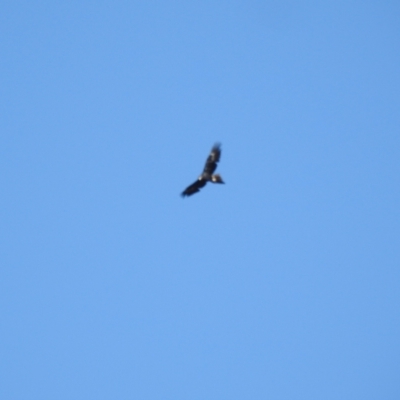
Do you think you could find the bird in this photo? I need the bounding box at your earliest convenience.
[181,143,225,197]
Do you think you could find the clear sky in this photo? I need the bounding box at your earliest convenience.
[1,1,399,399]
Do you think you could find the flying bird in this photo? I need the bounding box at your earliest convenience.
[181,143,225,197]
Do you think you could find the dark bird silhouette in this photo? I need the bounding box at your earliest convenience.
[181,143,225,197]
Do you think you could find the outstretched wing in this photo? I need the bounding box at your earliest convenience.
[181,179,206,197]
[203,143,221,175]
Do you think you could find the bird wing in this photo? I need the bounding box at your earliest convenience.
[181,179,205,197]
[202,143,221,175]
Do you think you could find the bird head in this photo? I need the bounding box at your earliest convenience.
[211,174,224,184]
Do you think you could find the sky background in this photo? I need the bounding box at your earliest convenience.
[1,1,399,399]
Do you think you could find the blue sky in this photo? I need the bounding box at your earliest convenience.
[1,1,399,399]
